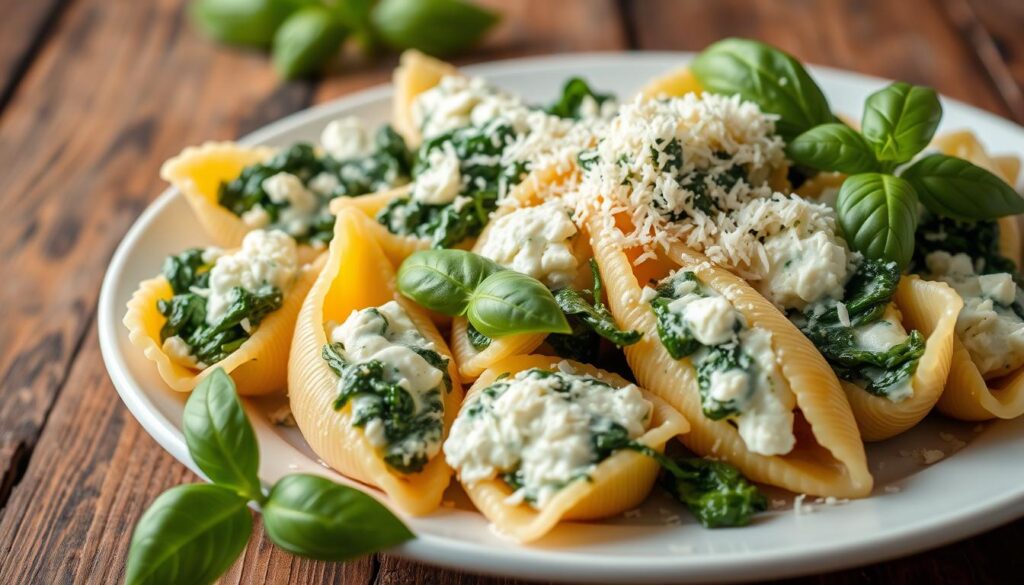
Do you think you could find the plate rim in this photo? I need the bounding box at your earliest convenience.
[97,50,1024,583]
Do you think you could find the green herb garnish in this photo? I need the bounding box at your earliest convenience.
[125,369,412,585]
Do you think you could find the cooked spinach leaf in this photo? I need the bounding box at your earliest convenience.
[465,322,492,351]
[694,344,749,420]
[322,342,446,474]
[219,127,412,245]
[378,120,526,248]
[157,249,283,366]
[553,259,642,347]
[650,272,704,360]
[797,259,924,398]
[912,212,1019,276]
[658,457,767,528]
[546,77,613,119]
[588,417,766,528]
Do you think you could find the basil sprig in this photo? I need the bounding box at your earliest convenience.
[272,5,348,79]
[125,369,412,585]
[784,79,1024,269]
[397,250,571,338]
[691,38,833,141]
[372,0,499,56]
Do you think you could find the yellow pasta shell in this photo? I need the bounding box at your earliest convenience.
[288,208,464,516]
[638,67,702,100]
[843,277,962,441]
[329,183,429,266]
[160,142,276,248]
[931,130,1022,267]
[123,253,322,395]
[587,215,872,498]
[450,317,546,380]
[392,50,458,146]
[935,337,1024,421]
[456,354,689,543]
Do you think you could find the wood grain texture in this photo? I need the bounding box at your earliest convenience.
[1,0,1024,584]
[0,0,67,113]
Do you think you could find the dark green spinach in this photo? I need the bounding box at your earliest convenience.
[550,259,642,360]
[157,249,283,366]
[322,340,447,474]
[378,121,526,248]
[658,457,767,528]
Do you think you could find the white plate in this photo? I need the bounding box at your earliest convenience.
[98,52,1024,583]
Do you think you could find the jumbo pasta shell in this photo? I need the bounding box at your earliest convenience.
[329,184,429,266]
[123,254,321,395]
[392,50,458,146]
[842,277,962,441]
[588,215,872,498]
[455,354,689,543]
[935,339,1024,421]
[288,208,464,516]
[639,67,702,100]
[160,142,276,249]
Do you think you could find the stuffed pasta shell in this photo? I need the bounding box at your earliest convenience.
[124,229,318,394]
[288,208,464,515]
[443,354,688,542]
[161,119,413,261]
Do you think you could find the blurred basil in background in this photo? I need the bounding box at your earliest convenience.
[190,0,500,79]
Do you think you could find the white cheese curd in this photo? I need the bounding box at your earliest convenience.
[577,93,786,263]
[412,75,529,140]
[732,328,796,456]
[203,229,299,325]
[711,193,855,308]
[444,370,652,509]
[162,335,203,369]
[412,142,462,205]
[262,172,321,237]
[651,271,795,456]
[240,205,271,229]
[329,301,446,462]
[320,116,371,160]
[926,251,1024,377]
[853,317,910,353]
[477,200,579,289]
[307,172,340,197]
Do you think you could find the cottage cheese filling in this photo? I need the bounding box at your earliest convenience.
[444,368,652,509]
[477,200,579,289]
[199,229,298,326]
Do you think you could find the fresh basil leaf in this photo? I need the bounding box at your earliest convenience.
[902,153,1024,220]
[190,0,303,48]
[691,38,832,141]
[861,82,942,165]
[468,270,572,337]
[125,484,252,585]
[397,250,504,315]
[272,5,347,79]
[786,123,879,173]
[263,474,413,561]
[183,369,263,501]
[371,0,499,56]
[836,173,918,271]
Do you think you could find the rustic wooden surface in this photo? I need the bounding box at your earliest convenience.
[1,0,1024,583]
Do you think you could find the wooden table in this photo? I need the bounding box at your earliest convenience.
[3,0,1024,582]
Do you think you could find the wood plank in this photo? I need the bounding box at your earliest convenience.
[0,0,66,112]
[625,0,1011,117]
[0,0,313,513]
[953,0,1024,122]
